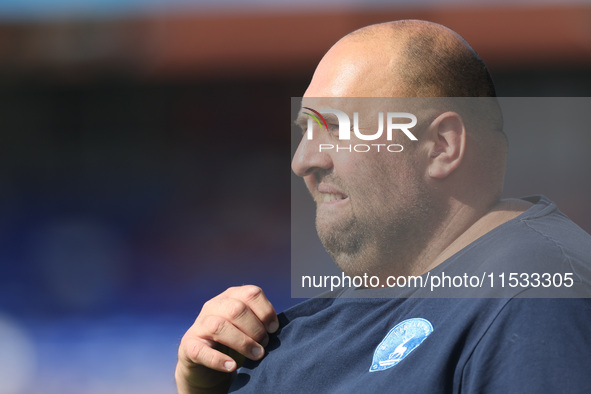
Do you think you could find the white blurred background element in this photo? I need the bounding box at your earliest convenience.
[0,315,36,394]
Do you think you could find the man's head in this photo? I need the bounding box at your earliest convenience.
[292,20,507,278]
[304,20,497,98]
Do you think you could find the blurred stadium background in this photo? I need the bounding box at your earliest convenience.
[0,0,590,392]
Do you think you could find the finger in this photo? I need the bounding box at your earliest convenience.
[180,338,238,373]
[196,315,266,361]
[227,285,280,334]
[204,297,268,345]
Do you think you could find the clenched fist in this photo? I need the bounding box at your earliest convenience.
[175,285,279,393]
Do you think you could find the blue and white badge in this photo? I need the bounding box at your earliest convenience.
[369,318,434,372]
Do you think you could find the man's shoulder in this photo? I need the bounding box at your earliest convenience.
[505,196,591,280]
[476,195,591,263]
[432,195,591,297]
[518,195,591,249]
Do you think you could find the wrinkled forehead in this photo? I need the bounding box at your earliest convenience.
[298,97,421,119]
[296,98,377,130]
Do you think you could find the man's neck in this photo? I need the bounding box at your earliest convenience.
[419,198,533,275]
[338,198,533,283]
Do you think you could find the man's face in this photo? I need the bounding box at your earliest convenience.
[292,98,432,277]
[291,38,437,277]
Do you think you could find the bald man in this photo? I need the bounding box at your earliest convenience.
[176,20,591,393]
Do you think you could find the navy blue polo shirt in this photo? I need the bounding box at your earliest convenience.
[230,197,591,393]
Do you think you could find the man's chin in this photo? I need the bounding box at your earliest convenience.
[315,209,354,232]
[316,225,363,260]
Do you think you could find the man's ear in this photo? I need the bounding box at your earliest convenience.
[426,112,466,179]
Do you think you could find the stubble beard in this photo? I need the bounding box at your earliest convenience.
[316,210,364,268]
[316,183,437,279]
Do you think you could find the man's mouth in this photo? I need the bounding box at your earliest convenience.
[321,193,346,203]
[317,184,348,203]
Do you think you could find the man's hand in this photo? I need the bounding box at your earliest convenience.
[175,285,279,393]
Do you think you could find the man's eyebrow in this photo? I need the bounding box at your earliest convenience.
[294,111,339,129]
[321,113,338,124]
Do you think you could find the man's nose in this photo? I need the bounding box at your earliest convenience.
[291,134,333,177]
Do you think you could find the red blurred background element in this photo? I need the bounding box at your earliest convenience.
[1,4,591,78]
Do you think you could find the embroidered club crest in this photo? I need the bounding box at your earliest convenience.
[369,318,434,372]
